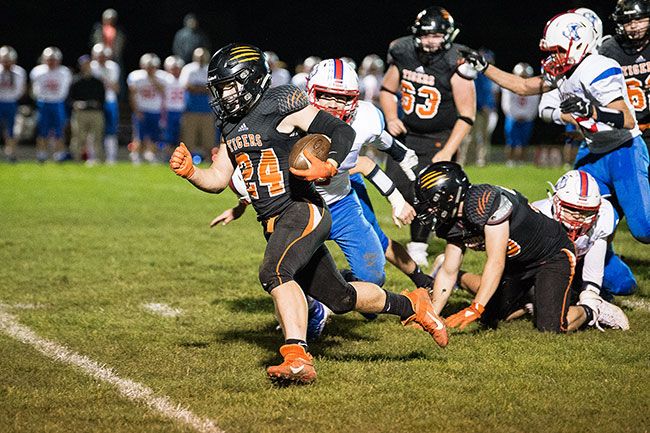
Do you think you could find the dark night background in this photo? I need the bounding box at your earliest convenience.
[0,0,620,145]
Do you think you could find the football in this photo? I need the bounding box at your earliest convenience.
[288,134,331,170]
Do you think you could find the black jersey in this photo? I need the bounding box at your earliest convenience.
[599,37,650,125]
[436,184,573,269]
[387,36,466,135]
[221,84,321,221]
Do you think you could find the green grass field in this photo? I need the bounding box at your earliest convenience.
[1,162,649,433]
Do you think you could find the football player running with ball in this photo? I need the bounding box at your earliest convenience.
[380,6,477,267]
[170,44,448,385]
[460,11,650,244]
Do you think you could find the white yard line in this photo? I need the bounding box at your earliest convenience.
[0,306,224,433]
[621,298,650,313]
[142,303,183,318]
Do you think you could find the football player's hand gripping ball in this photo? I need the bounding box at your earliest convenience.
[170,142,196,178]
[289,150,338,182]
[446,301,485,330]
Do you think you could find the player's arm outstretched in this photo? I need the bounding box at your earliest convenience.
[350,155,416,227]
[446,221,509,329]
[170,142,235,193]
[459,47,552,96]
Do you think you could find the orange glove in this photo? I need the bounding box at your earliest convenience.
[169,142,196,178]
[445,301,485,330]
[289,150,337,182]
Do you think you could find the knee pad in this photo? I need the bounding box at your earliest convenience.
[320,282,357,315]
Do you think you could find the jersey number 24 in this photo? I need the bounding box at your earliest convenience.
[235,149,285,200]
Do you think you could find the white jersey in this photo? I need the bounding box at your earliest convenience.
[164,74,185,112]
[554,54,640,152]
[316,101,391,204]
[533,197,617,290]
[0,64,26,103]
[501,88,540,121]
[29,64,72,103]
[90,59,120,103]
[179,61,207,88]
[127,69,168,113]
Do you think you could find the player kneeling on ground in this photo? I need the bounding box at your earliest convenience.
[444,169,630,331]
[416,162,602,333]
[170,43,447,385]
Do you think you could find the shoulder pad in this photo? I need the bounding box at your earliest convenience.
[260,84,309,115]
[464,184,503,227]
[447,43,467,69]
[387,36,414,65]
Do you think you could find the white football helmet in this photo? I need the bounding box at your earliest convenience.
[540,12,597,79]
[571,7,604,50]
[0,45,17,63]
[164,55,185,73]
[139,53,161,69]
[41,46,62,63]
[91,43,112,60]
[550,170,601,240]
[307,58,360,123]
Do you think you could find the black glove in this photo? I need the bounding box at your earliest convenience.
[458,47,488,73]
[560,95,593,117]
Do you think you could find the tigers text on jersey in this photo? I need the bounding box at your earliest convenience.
[387,36,465,134]
[29,64,72,103]
[436,184,573,269]
[556,53,640,153]
[599,37,650,125]
[90,60,120,103]
[127,69,169,113]
[221,84,321,221]
[0,64,26,102]
[315,101,389,205]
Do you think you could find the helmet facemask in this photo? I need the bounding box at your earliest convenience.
[612,0,650,53]
[208,66,269,121]
[306,59,360,123]
[415,186,465,230]
[549,169,601,241]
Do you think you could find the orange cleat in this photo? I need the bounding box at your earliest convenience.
[266,344,317,385]
[401,288,449,348]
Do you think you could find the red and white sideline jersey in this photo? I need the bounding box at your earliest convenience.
[90,59,120,103]
[501,89,540,121]
[164,74,185,113]
[0,64,26,102]
[127,69,167,113]
[316,100,394,204]
[533,197,617,290]
[29,64,72,103]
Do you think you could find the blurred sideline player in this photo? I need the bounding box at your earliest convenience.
[380,6,476,267]
[460,12,650,244]
[179,48,216,162]
[417,162,599,333]
[127,53,166,164]
[90,43,120,164]
[0,46,26,162]
[443,170,630,330]
[30,47,72,162]
[170,44,447,384]
[501,62,540,166]
[162,55,185,159]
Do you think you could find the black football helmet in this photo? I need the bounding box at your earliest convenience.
[414,162,470,230]
[411,7,459,54]
[612,0,650,52]
[207,43,271,122]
